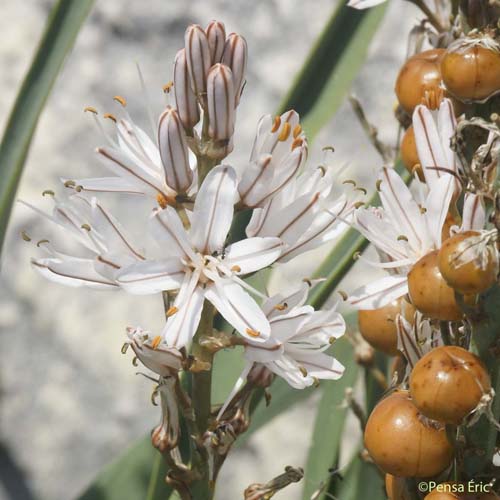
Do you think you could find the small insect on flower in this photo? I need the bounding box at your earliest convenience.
[364,390,453,477]
[409,346,491,425]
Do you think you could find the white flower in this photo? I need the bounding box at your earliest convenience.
[412,98,461,191]
[64,104,197,206]
[246,159,358,263]
[349,166,455,309]
[116,165,284,348]
[218,282,345,419]
[124,326,184,377]
[26,193,144,289]
[347,0,386,9]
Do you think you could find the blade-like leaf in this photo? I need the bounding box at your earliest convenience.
[300,4,388,141]
[0,0,94,255]
[301,341,359,500]
[76,437,173,500]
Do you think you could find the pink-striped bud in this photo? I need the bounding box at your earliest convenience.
[173,49,200,130]
[207,64,236,141]
[184,24,211,100]
[158,106,193,194]
[222,33,248,106]
[205,20,226,64]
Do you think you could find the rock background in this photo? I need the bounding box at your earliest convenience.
[0,1,417,498]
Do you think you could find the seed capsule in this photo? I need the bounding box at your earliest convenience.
[364,390,453,477]
[441,41,500,102]
[358,298,415,356]
[438,231,498,295]
[423,482,460,499]
[410,345,491,425]
[408,250,462,321]
[395,49,445,114]
[400,125,424,181]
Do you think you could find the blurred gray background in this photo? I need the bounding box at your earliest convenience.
[1,0,418,498]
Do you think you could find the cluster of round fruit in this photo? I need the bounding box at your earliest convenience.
[358,33,500,500]
[397,40,500,180]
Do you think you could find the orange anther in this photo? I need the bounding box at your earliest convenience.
[103,113,117,122]
[113,95,127,107]
[230,265,242,272]
[246,328,261,338]
[163,81,174,93]
[271,116,281,133]
[278,122,291,142]
[84,106,98,114]
[292,124,302,138]
[166,306,178,317]
[151,335,162,349]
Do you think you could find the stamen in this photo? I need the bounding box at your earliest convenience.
[271,116,281,133]
[299,366,308,377]
[121,343,130,354]
[84,106,98,114]
[322,145,335,152]
[278,122,291,142]
[166,306,178,317]
[291,137,303,150]
[274,303,288,311]
[342,179,356,187]
[292,124,302,138]
[397,235,409,242]
[64,180,76,188]
[338,290,348,301]
[356,187,367,195]
[81,223,91,231]
[354,201,365,209]
[329,337,337,344]
[113,95,127,107]
[42,190,55,197]
[312,377,320,388]
[151,335,162,349]
[230,265,241,272]
[36,239,50,247]
[157,193,169,209]
[151,387,159,406]
[246,328,261,338]
[103,113,117,123]
[163,81,174,93]
[132,356,139,366]
[21,231,31,242]
[376,179,382,191]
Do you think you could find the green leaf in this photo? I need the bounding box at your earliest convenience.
[0,0,94,254]
[301,341,359,500]
[76,437,173,500]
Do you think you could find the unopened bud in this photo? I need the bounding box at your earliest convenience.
[207,63,236,141]
[222,33,248,106]
[206,20,226,64]
[158,106,193,194]
[173,49,200,129]
[184,24,211,100]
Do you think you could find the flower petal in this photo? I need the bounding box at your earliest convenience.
[205,279,270,341]
[116,258,184,294]
[349,274,409,309]
[461,193,486,231]
[162,272,204,348]
[190,165,237,254]
[347,0,387,8]
[224,237,282,274]
[294,352,345,380]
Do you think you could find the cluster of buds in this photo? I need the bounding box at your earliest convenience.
[174,21,247,159]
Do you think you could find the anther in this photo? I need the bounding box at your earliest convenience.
[291,137,303,150]
[353,202,365,209]
[338,290,348,301]
[278,122,291,142]
[36,239,49,247]
[151,388,159,406]
[317,165,326,176]
[121,343,130,354]
[21,231,31,242]
[166,306,178,317]
[397,235,409,242]
[322,146,335,153]
[75,185,83,192]
[271,116,281,133]
[312,377,320,388]
[156,193,169,209]
[246,328,261,338]
[64,180,76,188]
[132,356,139,367]
[113,95,127,107]
[292,124,302,138]
[303,278,313,287]
[376,179,382,191]
[42,190,55,197]
[329,337,337,344]
[151,335,162,349]
[299,366,308,377]
[81,224,91,231]
[103,113,117,123]
[163,81,174,93]
[230,265,241,272]
[274,303,288,311]
[420,206,427,214]
[343,180,356,186]
[84,106,98,114]
[356,187,367,195]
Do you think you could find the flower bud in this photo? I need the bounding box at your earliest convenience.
[184,24,211,100]
[206,20,226,64]
[222,33,248,106]
[173,49,200,129]
[207,63,236,141]
[158,106,193,194]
